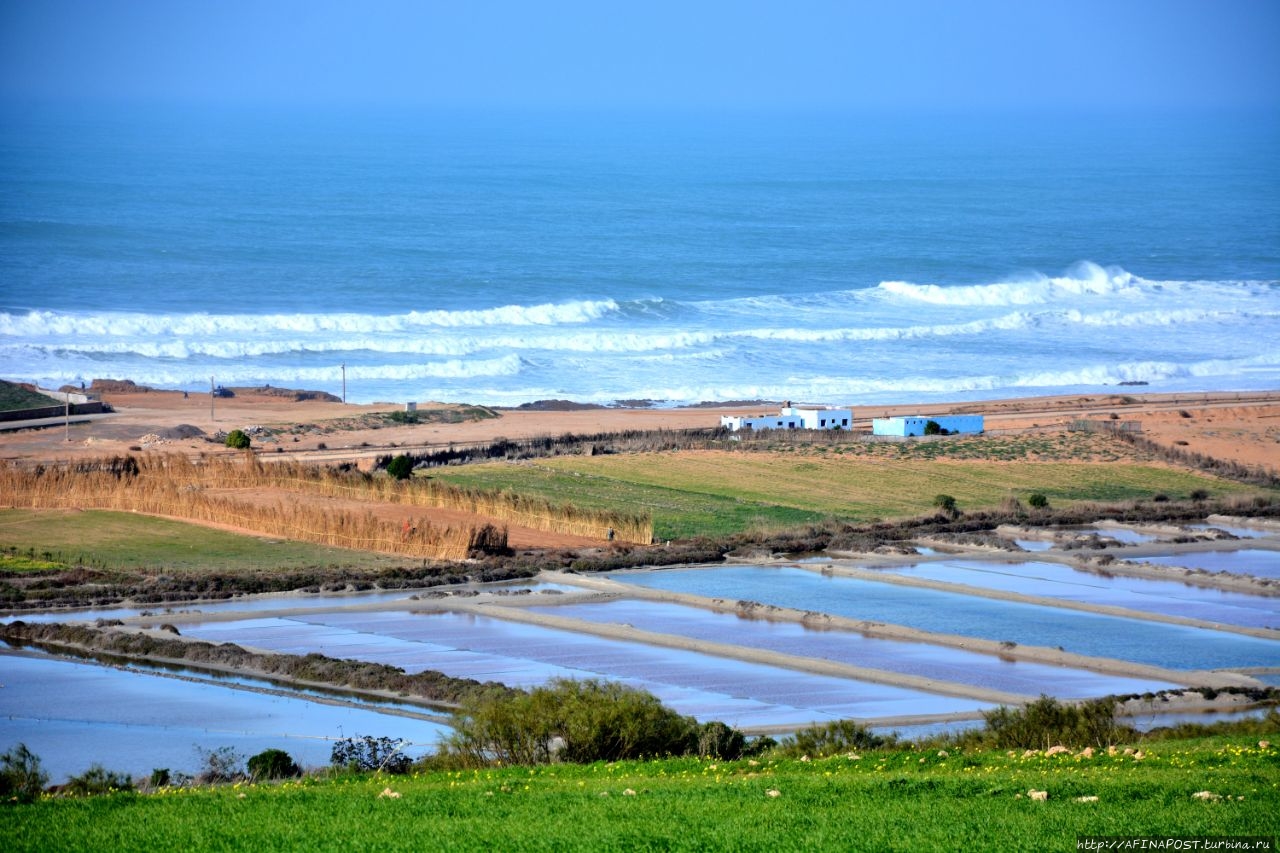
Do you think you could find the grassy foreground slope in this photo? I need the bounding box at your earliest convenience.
[0,509,411,574]
[429,449,1262,539]
[5,737,1277,852]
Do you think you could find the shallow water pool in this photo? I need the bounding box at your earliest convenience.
[1132,550,1280,580]
[867,560,1280,629]
[606,566,1280,670]
[0,652,449,784]
[526,598,1175,698]
[180,610,992,729]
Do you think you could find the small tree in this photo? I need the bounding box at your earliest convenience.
[225,429,251,450]
[933,494,958,517]
[1027,493,1049,509]
[331,735,410,775]
[0,743,48,803]
[385,454,414,481]
[696,721,747,760]
[247,748,301,781]
[923,420,948,436]
[195,745,244,784]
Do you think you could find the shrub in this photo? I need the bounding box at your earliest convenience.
[446,679,702,767]
[331,735,410,775]
[981,696,1133,750]
[1027,493,1049,509]
[64,764,134,797]
[195,745,243,784]
[1190,488,1210,501]
[0,743,48,803]
[932,494,957,516]
[781,720,893,758]
[385,454,414,481]
[247,748,301,781]
[224,429,251,450]
[923,420,946,436]
[696,721,747,760]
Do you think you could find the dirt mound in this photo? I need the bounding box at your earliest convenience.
[90,379,157,393]
[159,424,207,439]
[230,385,342,402]
[510,399,607,411]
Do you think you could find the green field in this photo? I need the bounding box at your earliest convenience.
[4,737,1276,852]
[0,509,408,574]
[427,448,1261,539]
[0,379,58,412]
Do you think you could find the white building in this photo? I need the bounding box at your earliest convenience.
[721,406,852,432]
[871,414,984,437]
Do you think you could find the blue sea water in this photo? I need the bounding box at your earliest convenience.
[2,106,1278,405]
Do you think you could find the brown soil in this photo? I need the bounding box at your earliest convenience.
[4,387,1277,550]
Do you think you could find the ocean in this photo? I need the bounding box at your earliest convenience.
[2,106,1278,406]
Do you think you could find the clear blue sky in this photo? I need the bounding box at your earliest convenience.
[1,0,1277,113]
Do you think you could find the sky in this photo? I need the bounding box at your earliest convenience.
[1,0,1278,114]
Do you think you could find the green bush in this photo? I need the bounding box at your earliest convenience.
[0,743,48,803]
[780,720,893,758]
[64,764,134,797]
[247,748,301,781]
[932,494,957,516]
[447,679,707,767]
[696,721,746,760]
[385,454,414,481]
[981,696,1133,750]
[225,429,251,450]
[1027,493,1049,509]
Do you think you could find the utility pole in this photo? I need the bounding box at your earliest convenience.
[64,392,70,442]
[210,376,215,422]
[341,363,346,404]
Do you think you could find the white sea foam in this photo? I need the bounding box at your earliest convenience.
[4,262,1278,405]
[878,262,1151,306]
[0,298,618,339]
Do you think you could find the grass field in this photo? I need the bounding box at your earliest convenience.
[0,509,409,574]
[427,444,1262,540]
[4,736,1276,851]
[0,379,58,412]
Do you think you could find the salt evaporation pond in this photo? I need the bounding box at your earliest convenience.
[865,560,1280,630]
[525,598,1176,698]
[1012,539,1055,552]
[1089,527,1166,544]
[1190,523,1278,540]
[179,611,992,730]
[0,652,450,784]
[1131,550,1280,580]
[3,581,577,625]
[606,566,1280,671]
